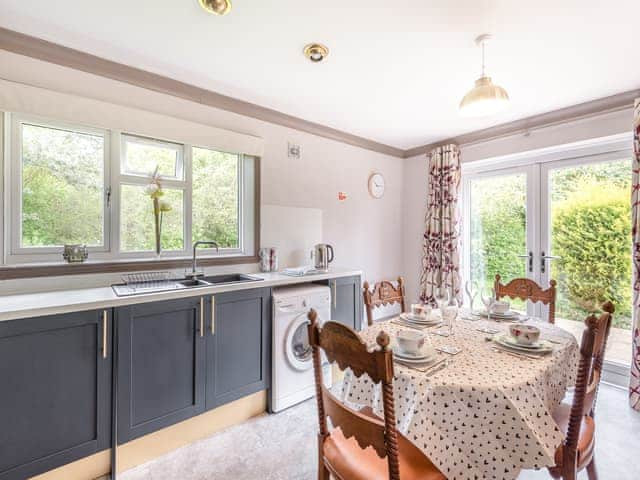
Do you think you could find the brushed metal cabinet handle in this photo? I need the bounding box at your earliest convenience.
[211,296,215,335]
[102,310,108,359]
[200,297,204,337]
[332,281,337,309]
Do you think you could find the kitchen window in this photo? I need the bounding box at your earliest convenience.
[3,114,258,269]
[119,135,187,254]
[8,117,110,256]
[192,146,240,249]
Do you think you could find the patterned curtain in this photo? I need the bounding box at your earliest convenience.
[631,98,640,411]
[419,144,462,306]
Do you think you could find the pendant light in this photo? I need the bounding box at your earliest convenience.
[199,0,232,15]
[459,34,510,117]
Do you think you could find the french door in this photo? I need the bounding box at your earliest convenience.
[462,143,633,379]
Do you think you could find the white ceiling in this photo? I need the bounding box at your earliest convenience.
[1,0,639,150]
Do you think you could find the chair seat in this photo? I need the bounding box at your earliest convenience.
[549,402,596,474]
[323,427,446,480]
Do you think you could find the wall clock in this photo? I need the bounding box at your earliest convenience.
[368,173,385,199]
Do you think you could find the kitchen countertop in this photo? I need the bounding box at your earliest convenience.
[0,268,362,322]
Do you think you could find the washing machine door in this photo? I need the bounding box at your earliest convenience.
[285,312,314,371]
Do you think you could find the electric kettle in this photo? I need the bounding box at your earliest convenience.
[312,243,334,271]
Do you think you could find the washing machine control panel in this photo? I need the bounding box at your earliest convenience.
[275,294,331,313]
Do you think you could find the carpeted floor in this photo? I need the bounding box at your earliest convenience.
[120,384,638,480]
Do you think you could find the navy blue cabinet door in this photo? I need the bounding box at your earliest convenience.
[0,310,112,480]
[330,276,362,331]
[206,288,271,410]
[116,297,206,443]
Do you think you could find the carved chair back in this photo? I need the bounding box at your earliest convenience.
[494,274,557,323]
[583,301,614,418]
[363,276,407,326]
[307,309,402,480]
[560,302,614,478]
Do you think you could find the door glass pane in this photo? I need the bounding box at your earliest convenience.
[120,185,184,252]
[291,323,312,362]
[549,158,632,365]
[20,123,105,248]
[468,173,527,312]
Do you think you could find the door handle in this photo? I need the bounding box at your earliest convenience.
[199,297,204,337]
[211,296,215,335]
[517,252,533,273]
[540,252,561,274]
[102,310,108,359]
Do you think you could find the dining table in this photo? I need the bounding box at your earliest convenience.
[337,313,579,480]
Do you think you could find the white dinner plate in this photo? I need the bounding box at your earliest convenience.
[498,334,545,350]
[393,352,438,365]
[400,312,440,325]
[391,339,436,360]
[478,310,520,321]
[493,334,553,354]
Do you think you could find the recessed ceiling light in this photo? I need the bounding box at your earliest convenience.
[304,43,329,63]
[199,0,232,16]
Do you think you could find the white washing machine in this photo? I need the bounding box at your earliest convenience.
[271,284,332,413]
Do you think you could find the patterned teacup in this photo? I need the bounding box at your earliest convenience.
[410,303,431,318]
[509,324,541,346]
[396,330,427,355]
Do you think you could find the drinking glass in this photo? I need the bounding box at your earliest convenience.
[434,287,450,318]
[479,288,497,334]
[442,298,460,336]
[464,281,479,315]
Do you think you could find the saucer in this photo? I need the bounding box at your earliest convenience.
[493,334,553,354]
[479,310,520,321]
[392,340,436,361]
[394,353,438,365]
[400,312,440,325]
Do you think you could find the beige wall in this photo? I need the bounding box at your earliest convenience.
[401,108,634,300]
[0,50,405,291]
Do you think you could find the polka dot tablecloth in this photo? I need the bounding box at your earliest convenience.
[338,317,579,480]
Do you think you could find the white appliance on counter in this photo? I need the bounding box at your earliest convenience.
[271,284,332,413]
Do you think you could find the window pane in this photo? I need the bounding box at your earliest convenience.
[21,123,105,248]
[120,185,184,252]
[549,158,632,365]
[469,173,527,311]
[122,135,182,179]
[192,147,239,248]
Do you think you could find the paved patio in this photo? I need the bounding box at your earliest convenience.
[556,317,631,365]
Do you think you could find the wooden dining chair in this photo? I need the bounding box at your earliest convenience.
[494,274,557,323]
[547,301,614,480]
[307,309,445,480]
[363,277,407,327]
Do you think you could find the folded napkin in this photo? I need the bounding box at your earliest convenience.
[281,265,319,277]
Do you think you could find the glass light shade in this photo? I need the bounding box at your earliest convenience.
[199,0,232,15]
[459,76,510,117]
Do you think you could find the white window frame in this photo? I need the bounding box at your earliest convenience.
[120,133,185,180]
[2,112,256,265]
[5,113,111,261]
[190,145,247,257]
[117,132,189,257]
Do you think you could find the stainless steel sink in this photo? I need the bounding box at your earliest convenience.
[198,274,262,285]
[177,279,211,288]
[112,273,262,296]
